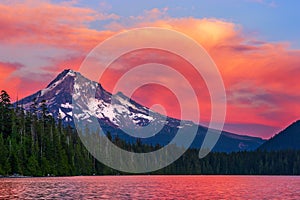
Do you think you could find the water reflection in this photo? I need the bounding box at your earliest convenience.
[0,176,299,199]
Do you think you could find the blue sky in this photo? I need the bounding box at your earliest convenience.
[56,0,300,48]
[1,0,299,138]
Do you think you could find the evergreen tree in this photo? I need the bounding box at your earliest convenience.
[0,90,299,176]
[0,90,12,139]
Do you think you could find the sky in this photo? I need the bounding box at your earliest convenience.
[0,0,299,139]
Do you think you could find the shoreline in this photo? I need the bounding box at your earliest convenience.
[1,174,300,178]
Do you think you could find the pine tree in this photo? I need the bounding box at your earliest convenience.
[0,90,12,139]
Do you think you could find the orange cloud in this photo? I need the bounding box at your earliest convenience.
[0,1,116,50]
[0,3,299,138]
[99,17,300,137]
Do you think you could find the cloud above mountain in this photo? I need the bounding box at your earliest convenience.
[0,1,299,138]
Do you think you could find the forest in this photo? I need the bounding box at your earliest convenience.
[0,90,299,176]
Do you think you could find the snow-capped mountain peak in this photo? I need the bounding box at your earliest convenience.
[18,69,160,129]
[15,69,265,152]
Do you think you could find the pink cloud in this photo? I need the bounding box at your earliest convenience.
[0,1,116,50]
[0,62,23,100]
[98,17,300,136]
[0,2,299,137]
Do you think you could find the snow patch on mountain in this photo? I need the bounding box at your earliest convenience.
[61,102,73,109]
[14,69,266,152]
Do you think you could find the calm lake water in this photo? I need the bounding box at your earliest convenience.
[0,176,299,199]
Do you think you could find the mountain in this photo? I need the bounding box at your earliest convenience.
[259,120,300,151]
[15,69,265,152]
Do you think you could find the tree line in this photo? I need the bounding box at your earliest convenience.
[0,90,299,176]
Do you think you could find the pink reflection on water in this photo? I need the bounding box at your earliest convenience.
[0,176,300,199]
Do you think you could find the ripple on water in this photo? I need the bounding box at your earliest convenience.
[0,176,299,199]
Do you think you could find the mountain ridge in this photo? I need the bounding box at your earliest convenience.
[15,69,266,152]
[259,120,300,151]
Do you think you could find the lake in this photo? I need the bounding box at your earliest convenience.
[0,176,299,199]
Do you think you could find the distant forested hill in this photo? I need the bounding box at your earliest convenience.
[259,121,300,151]
[1,90,300,176]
